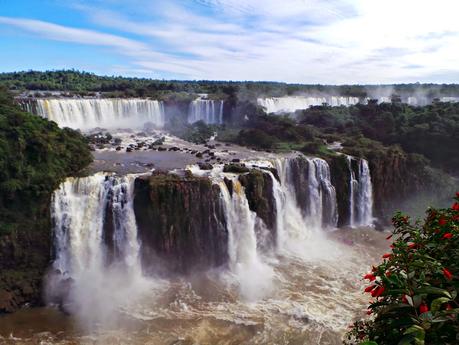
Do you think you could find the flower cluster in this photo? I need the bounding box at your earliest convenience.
[346,193,459,345]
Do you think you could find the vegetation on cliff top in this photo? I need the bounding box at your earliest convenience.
[0,86,92,235]
[3,70,459,99]
[346,195,459,345]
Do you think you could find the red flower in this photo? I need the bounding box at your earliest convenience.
[439,217,447,226]
[442,233,453,239]
[446,304,453,311]
[366,309,372,315]
[382,253,392,259]
[408,242,417,249]
[456,192,459,198]
[390,244,395,249]
[363,273,376,281]
[443,268,453,280]
[452,203,459,211]
[419,303,429,314]
[386,234,393,240]
[364,285,376,293]
[371,286,385,297]
[402,295,408,304]
[385,271,392,277]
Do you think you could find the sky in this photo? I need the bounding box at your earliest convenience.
[0,0,459,84]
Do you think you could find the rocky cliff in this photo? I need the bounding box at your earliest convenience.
[134,172,228,274]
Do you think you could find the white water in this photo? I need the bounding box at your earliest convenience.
[347,157,374,227]
[218,179,274,300]
[33,98,165,130]
[257,96,360,113]
[257,95,459,113]
[17,157,381,344]
[188,98,224,124]
[49,173,153,327]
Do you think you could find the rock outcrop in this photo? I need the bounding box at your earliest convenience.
[134,172,228,274]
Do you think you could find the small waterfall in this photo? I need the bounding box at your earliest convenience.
[257,96,360,113]
[218,178,274,300]
[32,98,165,130]
[347,157,374,227]
[188,99,224,124]
[273,156,338,229]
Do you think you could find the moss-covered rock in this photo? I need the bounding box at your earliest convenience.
[223,163,250,173]
[238,169,277,247]
[133,173,228,274]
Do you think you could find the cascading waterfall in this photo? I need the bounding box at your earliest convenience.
[311,158,339,228]
[257,95,459,114]
[51,173,141,276]
[347,156,374,227]
[188,98,224,124]
[218,178,274,300]
[31,98,165,130]
[48,173,150,324]
[257,96,360,113]
[271,156,338,229]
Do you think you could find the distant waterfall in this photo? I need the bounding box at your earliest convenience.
[31,98,165,130]
[188,99,224,124]
[347,157,374,227]
[257,96,360,113]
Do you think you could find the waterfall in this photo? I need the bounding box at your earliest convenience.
[271,156,338,229]
[257,96,360,113]
[188,99,224,124]
[218,178,274,300]
[51,173,141,278]
[48,173,149,322]
[347,157,374,227]
[32,98,165,130]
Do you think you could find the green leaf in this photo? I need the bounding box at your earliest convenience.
[359,342,378,345]
[404,325,424,335]
[430,297,450,313]
[414,287,452,299]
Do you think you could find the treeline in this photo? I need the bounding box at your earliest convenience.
[3,70,459,99]
[222,101,459,174]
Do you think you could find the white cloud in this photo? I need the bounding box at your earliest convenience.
[1,0,459,83]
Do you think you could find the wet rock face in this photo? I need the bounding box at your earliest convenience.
[134,173,228,274]
[329,155,351,227]
[286,156,311,217]
[238,170,277,248]
[368,151,432,223]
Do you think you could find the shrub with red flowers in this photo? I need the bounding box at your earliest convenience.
[345,194,459,345]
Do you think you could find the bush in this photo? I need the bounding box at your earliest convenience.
[346,194,459,345]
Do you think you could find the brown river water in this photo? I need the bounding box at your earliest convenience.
[0,228,387,345]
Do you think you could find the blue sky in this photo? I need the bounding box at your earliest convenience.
[0,0,459,83]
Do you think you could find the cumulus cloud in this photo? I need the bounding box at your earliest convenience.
[1,0,459,83]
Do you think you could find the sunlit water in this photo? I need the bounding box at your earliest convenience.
[0,228,387,345]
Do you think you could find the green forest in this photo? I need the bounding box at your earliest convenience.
[3,70,459,99]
